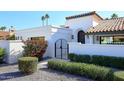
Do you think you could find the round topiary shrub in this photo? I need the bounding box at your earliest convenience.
[18,57,38,74]
[114,71,124,81]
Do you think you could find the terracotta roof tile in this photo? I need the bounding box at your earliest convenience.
[66,11,103,20]
[87,17,124,33]
[0,31,10,37]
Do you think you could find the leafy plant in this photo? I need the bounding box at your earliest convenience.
[111,13,118,19]
[48,59,113,81]
[0,26,6,31]
[23,39,47,61]
[7,35,16,40]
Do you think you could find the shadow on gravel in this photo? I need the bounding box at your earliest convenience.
[0,63,17,68]
[0,71,25,80]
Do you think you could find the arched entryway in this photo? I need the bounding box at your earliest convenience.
[55,39,69,59]
[77,30,85,44]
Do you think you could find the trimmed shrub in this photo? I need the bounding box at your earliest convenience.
[48,59,113,81]
[18,57,38,74]
[92,55,124,69]
[68,53,124,69]
[68,53,76,61]
[114,71,124,81]
[68,53,91,63]
[0,48,5,64]
[75,55,91,63]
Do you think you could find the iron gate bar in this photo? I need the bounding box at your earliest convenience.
[55,39,68,59]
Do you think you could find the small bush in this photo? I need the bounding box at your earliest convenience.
[18,57,38,74]
[0,48,5,64]
[48,59,113,81]
[68,53,91,63]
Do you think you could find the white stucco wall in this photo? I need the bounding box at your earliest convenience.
[93,21,99,27]
[0,40,24,64]
[65,16,96,43]
[16,26,73,58]
[47,27,72,58]
[65,16,93,32]
[65,15,101,44]
[15,26,53,40]
[69,42,124,57]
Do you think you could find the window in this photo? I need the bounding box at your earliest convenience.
[100,35,124,44]
[30,36,45,40]
[71,35,74,39]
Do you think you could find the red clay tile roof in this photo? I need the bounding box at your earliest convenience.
[66,11,103,20]
[87,17,124,34]
[0,31,10,37]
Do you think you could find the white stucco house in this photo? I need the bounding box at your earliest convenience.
[14,11,124,60]
[15,26,72,59]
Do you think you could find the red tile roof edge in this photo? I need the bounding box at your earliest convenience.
[65,11,103,20]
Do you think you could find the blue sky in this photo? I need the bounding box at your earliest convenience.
[0,11,124,30]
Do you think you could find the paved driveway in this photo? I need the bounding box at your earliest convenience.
[0,60,90,81]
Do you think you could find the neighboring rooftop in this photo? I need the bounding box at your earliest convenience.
[65,11,103,20]
[87,17,124,34]
[0,31,10,37]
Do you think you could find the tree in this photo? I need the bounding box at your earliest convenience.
[111,13,118,19]
[105,18,109,20]
[0,26,6,31]
[45,14,50,25]
[41,16,45,26]
[7,35,16,40]
[10,26,13,28]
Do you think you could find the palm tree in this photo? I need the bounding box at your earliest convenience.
[45,14,50,25]
[41,16,45,26]
[111,13,118,19]
[10,26,15,32]
[0,26,7,31]
[105,18,109,20]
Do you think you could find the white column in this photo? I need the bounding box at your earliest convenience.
[89,35,94,44]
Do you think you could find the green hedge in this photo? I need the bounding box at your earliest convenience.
[68,53,124,69]
[0,48,5,63]
[92,55,124,69]
[48,59,113,81]
[18,57,38,74]
[68,53,91,63]
[68,53,76,61]
[114,71,124,81]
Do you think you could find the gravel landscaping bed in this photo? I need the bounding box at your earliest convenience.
[0,61,90,81]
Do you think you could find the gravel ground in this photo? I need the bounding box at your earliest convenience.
[0,60,90,81]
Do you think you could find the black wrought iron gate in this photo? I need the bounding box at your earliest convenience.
[55,39,69,59]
